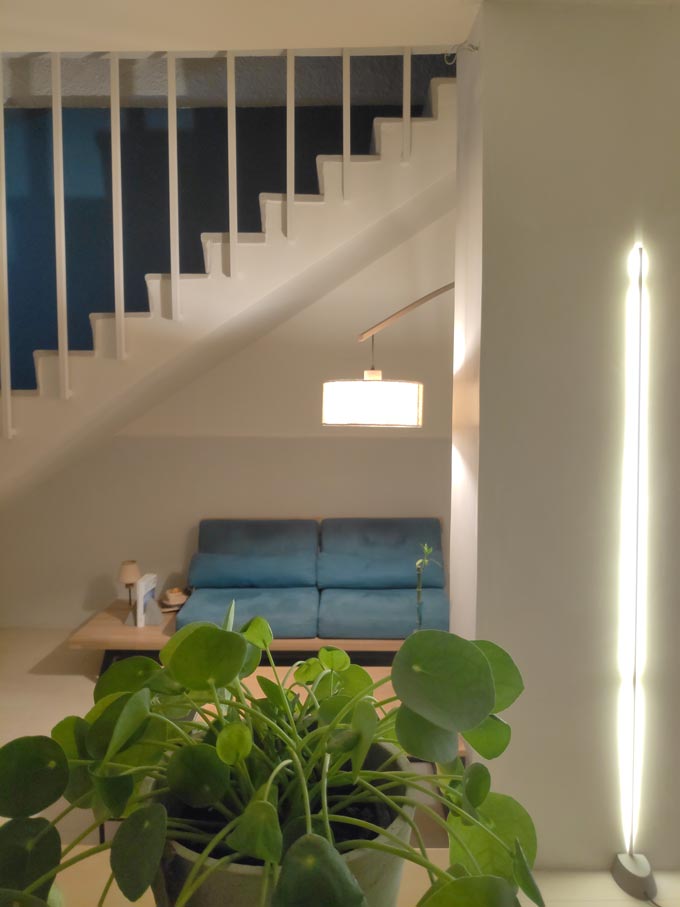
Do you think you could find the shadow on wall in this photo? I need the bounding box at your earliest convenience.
[4,104,423,391]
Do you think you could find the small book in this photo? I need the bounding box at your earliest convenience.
[134,573,158,628]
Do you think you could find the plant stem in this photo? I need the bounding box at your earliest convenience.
[97,872,114,907]
[259,861,272,907]
[152,713,195,745]
[177,816,240,899]
[61,818,106,858]
[336,838,452,884]
[320,754,333,843]
[23,843,111,895]
[175,851,243,907]
[354,778,434,883]
[358,773,513,856]
[265,646,300,742]
[263,759,293,803]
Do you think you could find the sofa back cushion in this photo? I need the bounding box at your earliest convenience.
[318,518,445,589]
[189,552,316,589]
[192,519,318,588]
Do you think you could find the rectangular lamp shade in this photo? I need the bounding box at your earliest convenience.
[322,377,423,427]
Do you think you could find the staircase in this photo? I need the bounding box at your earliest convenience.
[0,78,456,503]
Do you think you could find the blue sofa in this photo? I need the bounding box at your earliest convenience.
[177,518,449,640]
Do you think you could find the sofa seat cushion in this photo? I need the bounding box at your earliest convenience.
[189,552,316,589]
[177,587,319,638]
[317,551,444,589]
[318,588,449,639]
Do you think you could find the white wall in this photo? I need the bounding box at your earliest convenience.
[0,0,479,52]
[476,0,680,869]
[0,213,454,628]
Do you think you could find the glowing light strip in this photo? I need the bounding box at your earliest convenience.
[617,242,650,854]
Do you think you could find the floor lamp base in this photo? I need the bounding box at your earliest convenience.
[611,853,656,900]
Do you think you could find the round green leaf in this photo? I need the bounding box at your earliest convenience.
[216,722,253,765]
[319,647,350,672]
[47,885,64,907]
[91,772,134,817]
[168,625,246,689]
[392,630,495,732]
[272,833,367,907]
[339,664,373,698]
[167,744,231,808]
[94,656,161,703]
[159,620,216,666]
[240,616,274,650]
[112,715,171,769]
[294,658,323,684]
[327,729,360,754]
[395,705,459,763]
[0,737,68,818]
[463,763,491,808]
[350,700,378,779]
[513,840,545,907]
[0,818,61,901]
[85,694,131,760]
[257,676,288,712]
[473,641,524,713]
[318,695,352,726]
[110,803,167,901]
[103,688,151,762]
[417,875,520,907]
[239,641,262,678]
[0,891,51,906]
[51,716,93,805]
[83,692,127,726]
[227,800,282,863]
[462,715,511,759]
[448,793,537,883]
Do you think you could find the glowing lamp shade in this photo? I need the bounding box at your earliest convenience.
[322,370,423,427]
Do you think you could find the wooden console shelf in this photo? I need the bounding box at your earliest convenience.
[68,602,404,664]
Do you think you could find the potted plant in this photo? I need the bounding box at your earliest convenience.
[0,607,543,907]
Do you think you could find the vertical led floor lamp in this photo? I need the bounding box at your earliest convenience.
[322,281,454,427]
[611,243,656,900]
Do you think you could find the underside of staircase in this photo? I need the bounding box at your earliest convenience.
[0,78,457,504]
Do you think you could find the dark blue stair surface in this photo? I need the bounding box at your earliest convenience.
[4,103,441,390]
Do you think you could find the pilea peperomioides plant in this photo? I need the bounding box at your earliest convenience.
[0,607,543,907]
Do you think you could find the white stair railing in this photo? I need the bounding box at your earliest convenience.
[51,52,70,400]
[0,56,13,437]
[226,51,238,277]
[286,49,295,240]
[402,48,412,161]
[342,49,351,200]
[110,52,126,358]
[167,52,181,319]
[0,45,452,439]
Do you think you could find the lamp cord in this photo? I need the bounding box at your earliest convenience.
[371,335,375,371]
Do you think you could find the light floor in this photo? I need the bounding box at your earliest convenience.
[1,626,679,907]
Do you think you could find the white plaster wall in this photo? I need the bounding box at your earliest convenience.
[0,0,479,53]
[0,214,454,629]
[476,0,680,870]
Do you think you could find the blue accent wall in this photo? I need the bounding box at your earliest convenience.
[4,104,415,389]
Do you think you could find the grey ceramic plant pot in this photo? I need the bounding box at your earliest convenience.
[151,744,416,907]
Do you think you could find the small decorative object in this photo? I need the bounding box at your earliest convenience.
[160,587,188,611]
[0,605,543,907]
[118,559,141,609]
[415,542,440,630]
[134,572,158,628]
